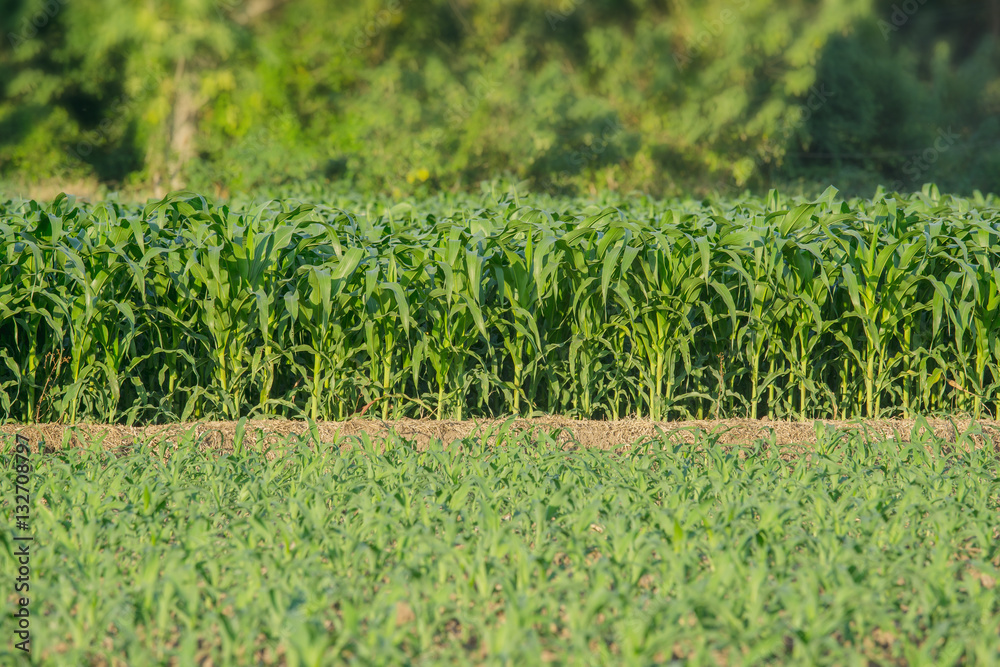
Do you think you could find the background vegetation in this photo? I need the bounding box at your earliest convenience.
[2,0,999,198]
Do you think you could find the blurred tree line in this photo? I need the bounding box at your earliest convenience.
[1,0,998,197]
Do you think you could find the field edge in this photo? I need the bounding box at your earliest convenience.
[3,416,1000,453]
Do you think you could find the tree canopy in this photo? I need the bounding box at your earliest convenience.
[2,0,998,197]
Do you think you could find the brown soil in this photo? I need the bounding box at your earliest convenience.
[3,417,999,456]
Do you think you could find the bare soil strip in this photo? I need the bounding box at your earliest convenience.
[3,417,999,454]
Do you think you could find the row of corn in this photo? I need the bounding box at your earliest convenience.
[1,185,998,423]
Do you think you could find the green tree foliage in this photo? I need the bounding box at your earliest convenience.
[1,0,998,196]
[794,0,1000,193]
[0,0,255,186]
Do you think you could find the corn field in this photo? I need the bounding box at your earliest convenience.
[7,424,1000,664]
[2,185,999,424]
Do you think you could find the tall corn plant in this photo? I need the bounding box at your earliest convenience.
[419,223,488,420]
[145,195,254,417]
[772,235,834,421]
[235,202,321,415]
[359,242,414,419]
[924,209,1000,417]
[754,194,840,420]
[616,221,712,420]
[557,209,632,418]
[1,200,66,422]
[60,200,146,422]
[4,187,1000,422]
[289,245,366,421]
[489,210,560,415]
[0,195,136,423]
[732,222,773,420]
[826,198,927,418]
[968,237,1000,417]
